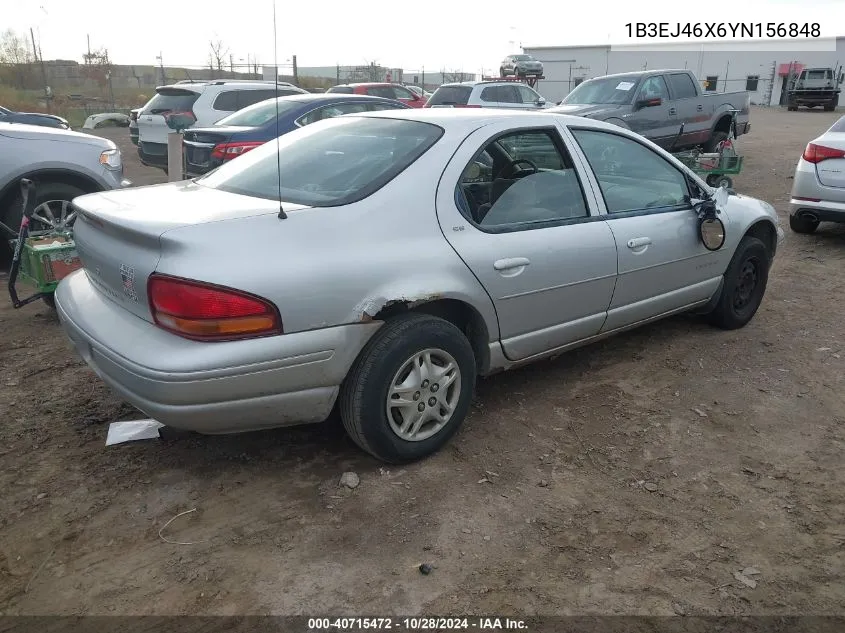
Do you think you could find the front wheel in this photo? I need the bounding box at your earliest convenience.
[339,313,476,463]
[706,174,733,189]
[706,236,770,330]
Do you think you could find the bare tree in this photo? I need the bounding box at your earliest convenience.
[0,28,32,64]
[209,39,229,73]
[82,46,112,90]
[0,28,35,88]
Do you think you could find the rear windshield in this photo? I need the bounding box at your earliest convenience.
[196,116,443,207]
[214,98,301,127]
[806,70,828,79]
[828,116,845,133]
[327,86,354,94]
[143,88,200,115]
[427,85,472,106]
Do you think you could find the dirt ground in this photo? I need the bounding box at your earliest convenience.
[1,107,844,618]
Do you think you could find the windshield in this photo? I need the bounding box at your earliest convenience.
[512,55,531,61]
[0,106,11,115]
[427,85,472,106]
[562,75,641,105]
[196,116,443,207]
[215,98,301,127]
[143,88,200,115]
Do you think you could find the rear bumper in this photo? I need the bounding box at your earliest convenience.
[790,159,845,221]
[137,142,168,169]
[54,270,382,434]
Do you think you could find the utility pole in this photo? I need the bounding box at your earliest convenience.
[292,54,298,83]
[157,51,165,85]
[31,28,50,113]
[229,53,234,74]
[87,34,91,57]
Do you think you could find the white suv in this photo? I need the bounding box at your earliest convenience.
[137,80,307,171]
[425,80,549,110]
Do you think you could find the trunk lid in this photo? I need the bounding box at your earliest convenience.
[183,126,255,173]
[815,133,845,188]
[70,182,291,322]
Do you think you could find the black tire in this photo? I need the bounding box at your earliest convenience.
[705,174,719,187]
[339,313,476,463]
[715,175,733,189]
[789,213,819,234]
[0,181,88,269]
[707,236,770,330]
[704,130,728,153]
[787,105,798,111]
[823,103,835,112]
[499,67,506,77]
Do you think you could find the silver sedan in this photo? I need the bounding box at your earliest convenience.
[789,114,845,233]
[55,109,783,463]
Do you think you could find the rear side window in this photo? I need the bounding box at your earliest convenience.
[365,86,397,99]
[480,86,500,102]
[666,73,698,99]
[142,89,200,114]
[327,86,354,94]
[427,85,472,106]
[197,117,444,207]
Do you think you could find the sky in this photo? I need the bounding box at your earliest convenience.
[8,0,845,74]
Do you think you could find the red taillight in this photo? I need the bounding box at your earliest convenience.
[211,141,264,161]
[802,142,845,164]
[148,274,281,341]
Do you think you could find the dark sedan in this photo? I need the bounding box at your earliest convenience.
[0,105,69,129]
[182,93,410,177]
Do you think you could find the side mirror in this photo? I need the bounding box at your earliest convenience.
[536,97,546,107]
[699,217,726,250]
[693,197,726,251]
[635,97,662,109]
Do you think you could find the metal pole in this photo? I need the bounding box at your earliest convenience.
[724,61,729,92]
[31,28,50,113]
[292,54,298,83]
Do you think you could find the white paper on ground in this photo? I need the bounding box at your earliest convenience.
[106,419,165,446]
[615,81,635,91]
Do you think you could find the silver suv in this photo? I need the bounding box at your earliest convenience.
[0,122,130,264]
[425,80,548,110]
[500,54,544,77]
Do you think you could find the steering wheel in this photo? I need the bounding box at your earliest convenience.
[497,158,538,180]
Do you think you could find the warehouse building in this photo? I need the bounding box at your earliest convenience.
[523,37,845,105]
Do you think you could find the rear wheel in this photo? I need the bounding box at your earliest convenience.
[339,313,476,463]
[707,236,770,330]
[704,130,728,153]
[499,66,506,77]
[789,213,819,234]
[823,102,835,111]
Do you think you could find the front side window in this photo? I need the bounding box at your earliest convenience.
[392,86,416,100]
[562,75,641,105]
[456,129,589,229]
[197,117,443,207]
[571,128,689,214]
[638,76,669,101]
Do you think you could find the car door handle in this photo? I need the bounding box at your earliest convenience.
[697,104,703,111]
[627,237,652,249]
[494,257,531,271]
[668,107,677,115]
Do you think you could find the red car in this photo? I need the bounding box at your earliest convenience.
[326,83,427,108]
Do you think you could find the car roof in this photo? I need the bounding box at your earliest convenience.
[347,107,604,131]
[154,80,297,93]
[333,82,401,88]
[276,93,403,103]
[436,80,529,88]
